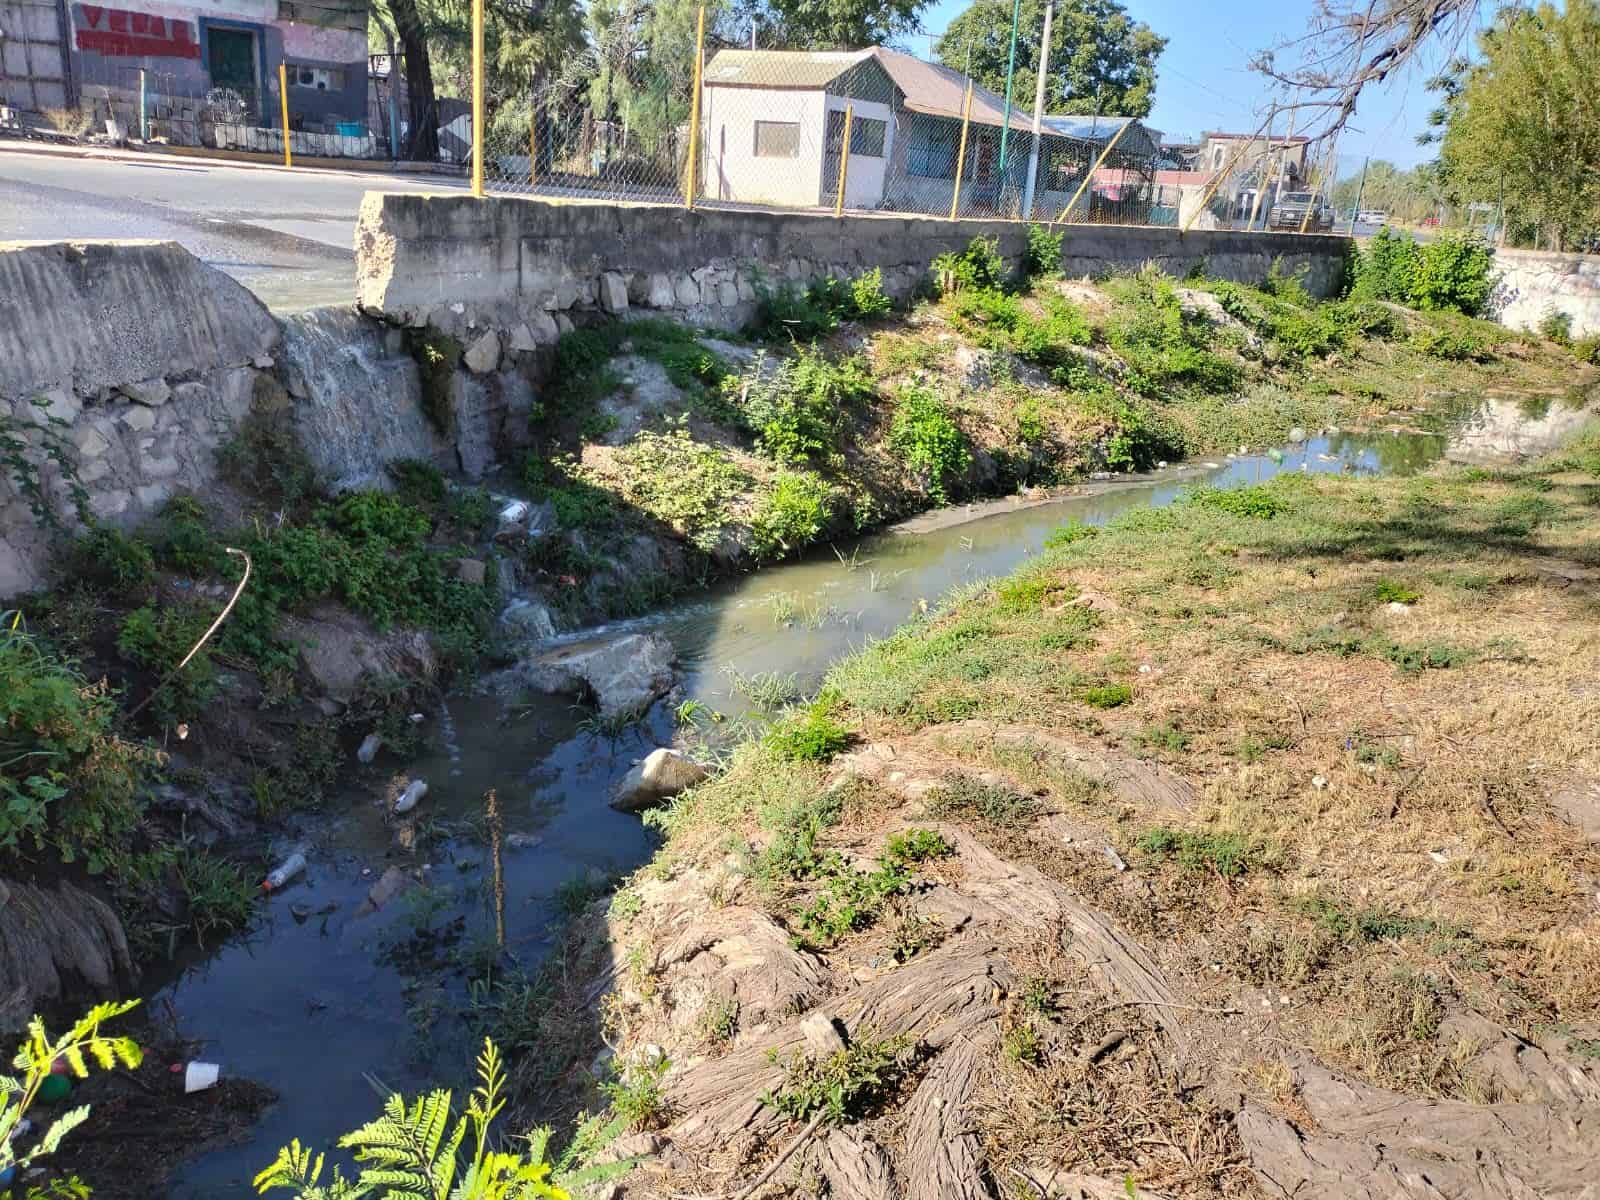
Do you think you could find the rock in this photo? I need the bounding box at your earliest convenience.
[600,272,630,314]
[120,377,171,407]
[284,606,437,704]
[647,274,676,308]
[0,878,134,1031]
[800,1011,847,1057]
[463,329,502,374]
[515,632,676,720]
[507,323,539,353]
[73,425,111,458]
[612,748,710,812]
[673,275,701,307]
[117,403,156,432]
[454,557,487,586]
[716,280,739,307]
[500,598,557,644]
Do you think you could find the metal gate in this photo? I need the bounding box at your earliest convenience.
[0,0,72,114]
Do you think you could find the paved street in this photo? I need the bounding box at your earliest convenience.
[0,147,463,309]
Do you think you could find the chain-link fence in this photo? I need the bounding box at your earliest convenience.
[480,34,1175,227]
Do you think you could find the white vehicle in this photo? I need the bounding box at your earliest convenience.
[1357,209,1389,224]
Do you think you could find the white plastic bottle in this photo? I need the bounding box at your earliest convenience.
[263,852,307,891]
[393,779,428,814]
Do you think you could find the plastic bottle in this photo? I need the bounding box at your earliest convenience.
[393,779,428,814]
[356,732,383,764]
[263,852,307,892]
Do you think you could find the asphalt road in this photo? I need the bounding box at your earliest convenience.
[0,148,463,310]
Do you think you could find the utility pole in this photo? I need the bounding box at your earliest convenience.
[1021,0,1054,221]
[996,0,1024,187]
[1350,155,1370,233]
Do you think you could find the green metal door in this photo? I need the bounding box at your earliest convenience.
[207,27,257,114]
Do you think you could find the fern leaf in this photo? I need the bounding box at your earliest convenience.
[30,1105,91,1158]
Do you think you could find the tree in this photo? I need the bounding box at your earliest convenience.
[585,0,718,157]
[1435,0,1600,250]
[935,0,1166,118]
[1328,159,1445,223]
[730,0,930,48]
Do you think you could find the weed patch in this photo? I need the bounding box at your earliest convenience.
[1136,827,1255,877]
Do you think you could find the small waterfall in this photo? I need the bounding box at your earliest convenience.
[278,306,444,493]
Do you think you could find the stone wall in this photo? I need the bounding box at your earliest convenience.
[1489,248,1600,339]
[354,194,1353,343]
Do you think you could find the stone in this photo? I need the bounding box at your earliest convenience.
[89,490,131,518]
[529,310,561,344]
[673,275,701,306]
[508,323,538,353]
[600,271,630,314]
[253,354,275,369]
[73,426,111,459]
[77,459,111,484]
[454,557,487,586]
[611,748,711,812]
[556,314,574,334]
[716,280,739,307]
[284,606,438,704]
[359,866,414,915]
[142,454,182,478]
[800,1011,848,1057]
[512,632,675,720]
[0,878,134,1031]
[500,598,557,644]
[647,273,677,308]
[136,482,173,508]
[120,377,171,406]
[463,329,502,375]
[22,387,81,426]
[736,274,757,301]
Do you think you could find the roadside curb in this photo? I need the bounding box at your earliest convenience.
[0,136,466,184]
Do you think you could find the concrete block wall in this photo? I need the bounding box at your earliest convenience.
[354,194,1353,345]
[1489,248,1600,339]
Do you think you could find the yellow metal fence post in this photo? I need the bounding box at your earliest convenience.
[949,83,973,221]
[471,0,485,197]
[684,6,706,209]
[1052,118,1131,226]
[278,62,291,168]
[834,104,854,217]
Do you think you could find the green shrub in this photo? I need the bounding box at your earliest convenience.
[1350,227,1421,304]
[1043,519,1098,548]
[73,525,155,589]
[1374,579,1421,604]
[850,267,894,318]
[1136,827,1254,876]
[217,401,318,511]
[932,235,1006,293]
[1025,223,1064,279]
[1410,327,1486,362]
[1326,299,1401,339]
[766,703,851,762]
[751,472,838,561]
[1080,391,1185,471]
[888,383,971,503]
[405,328,463,433]
[925,775,1041,828]
[1188,484,1287,518]
[1108,268,1240,395]
[1538,310,1574,344]
[1,616,153,868]
[1351,228,1495,316]
[761,1035,910,1124]
[753,270,896,340]
[615,429,749,551]
[153,494,226,577]
[117,603,218,718]
[1081,682,1133,709]
[732,348,872,464]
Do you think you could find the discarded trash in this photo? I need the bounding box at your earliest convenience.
[1312,775,1329,791]
[1138,663,1152,674]
[505,832,543,851]
[184,1062,221,1094]
[393,779,429,814]
[1387,601,1411,614]
[35,1074,70,1104]
[357,733,383,764]
[263,852,307,892]
[1287,426,1307,444]
[1428,850,1450,865]
[1267,448,1285,464]
[496,499,530,528]
[1103,845,1128,872]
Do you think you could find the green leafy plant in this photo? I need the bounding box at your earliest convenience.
[1025,223,1064,279]
[1350,229,1495,316]
[256,1039,628,1199]
[1188,484,1287,519]
[932,236,1006,294]
[599,1055,670,1131]
[761,1034,911,1124]
[1136,827,1255,877]
[1409,327,1487,361]
[729,348,873,465]
[1537,310,1573,344]
[1081,682,1133,709]
[0,398,91,535]
[750,473,838,562]
[849,268,894,318]
[888,383,971,504]
[765,703,851,763]
[1374,579,1422,604]
[2,1000,143,1189]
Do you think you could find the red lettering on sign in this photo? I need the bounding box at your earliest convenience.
[75,5,201,59]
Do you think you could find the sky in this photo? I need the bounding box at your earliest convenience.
[908,0,1488,170]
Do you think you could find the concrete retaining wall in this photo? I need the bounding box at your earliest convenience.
[354,194,1352,342]
[1489,248,1600,339]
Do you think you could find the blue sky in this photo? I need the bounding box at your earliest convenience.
[910,0,1485,168]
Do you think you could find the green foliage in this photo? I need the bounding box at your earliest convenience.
[1025,223,1064,279]
[947,288,1091,368]
[550,319,729,418]
[522,456,616,531]
[0,616,152,869]
[761,1034,911,1125]
[730,348,874,465]
[882,827,953,869]
[2,1001,143,1187]
[750,473,839,562]
[931,236,1006,294]
[614,429,749,552]
[405,329,463,434]
[599,1056,669,1131]
[925,775,1042,829]
[1136,827,1254,876]
[1106,268,1240,395]
[1187,484,1287,519]
[765,703,851,763]
[850,268,894,318]
[1350,229,1495,316]
[71,526,154,590]
[1043,519,1098,549]
[888,383,971,504]
[152,495,227,577]
[0,399,90,536]
[753,270,896,341]
[1538,310,1574,344]
[217,400,318,512]
[255,1039,628,1199]
[1409,326,1487,362]
[1081,681,1133,709]
[1374,579,1422,604]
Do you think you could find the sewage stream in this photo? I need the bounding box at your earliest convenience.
[164,396,1590,1196]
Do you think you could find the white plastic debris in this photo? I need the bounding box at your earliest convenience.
[1103,845,1128,872]
[1428,850,1450,865]
[1387,601,1411,613]
[263,852,307,892]
[393,779,429,814]
[357,733,383,764]
[1312,775,1329,791]
[184,1062,220,1093]
[1138,664,1152,674]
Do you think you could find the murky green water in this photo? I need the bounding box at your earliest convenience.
[165,397,1590,1195]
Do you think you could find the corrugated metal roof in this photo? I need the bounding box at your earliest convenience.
[869,49,1034,132]
[703,49,872,89]
[1044,114,1137,141]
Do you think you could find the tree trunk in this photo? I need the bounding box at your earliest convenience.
[389,0,439,162]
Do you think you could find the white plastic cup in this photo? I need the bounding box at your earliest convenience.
[184,1062,220,1093]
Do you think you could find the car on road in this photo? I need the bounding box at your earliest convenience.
[1269,192,1334,232]
[1357,209,1388,225]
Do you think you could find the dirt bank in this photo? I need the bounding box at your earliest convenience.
[518,428,1600,1198]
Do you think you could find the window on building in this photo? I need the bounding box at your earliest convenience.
[290,64,346,91]
[826,110,887,156]
[754,120,801,158]
[1212,144,1225,169]
[906,117,955,178]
